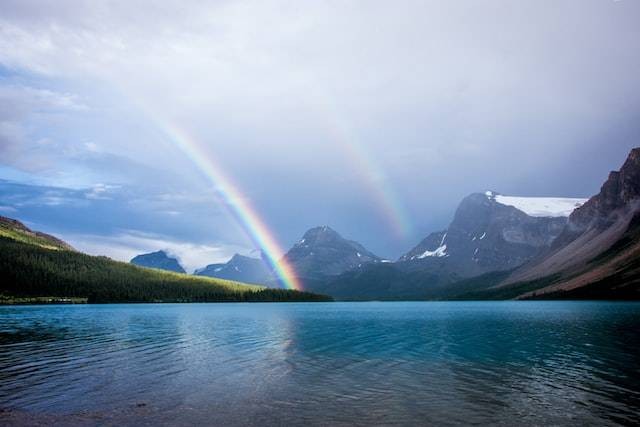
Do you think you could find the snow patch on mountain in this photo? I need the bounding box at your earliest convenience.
[487,192,587,217]
[417,244,448,258]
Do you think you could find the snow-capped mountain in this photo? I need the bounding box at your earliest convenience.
[283,226,381,279]
[398,192,573,276]
[194,254,273,285]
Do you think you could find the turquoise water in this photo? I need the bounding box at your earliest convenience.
[1,302,639,426]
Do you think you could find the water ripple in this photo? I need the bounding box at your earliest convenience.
[0,302,639,425]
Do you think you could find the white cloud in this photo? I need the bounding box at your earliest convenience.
[84,183,120,200]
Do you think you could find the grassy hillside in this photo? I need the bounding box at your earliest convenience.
[0,216,73,251]
[0,220,331,303]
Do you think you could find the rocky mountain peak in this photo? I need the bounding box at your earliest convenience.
[229,253,252,263]
[284,226,380,278]
[297,226,342,245]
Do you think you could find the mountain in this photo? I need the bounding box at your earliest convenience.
[491,147,640,299]
[130,250,186,273]
[311,192,585,300]
[398,191,579,276]
[283,226,382,281]
[195,254,273,285]
[0,216,331,303]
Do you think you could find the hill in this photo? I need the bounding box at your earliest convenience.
[0,216,74,251]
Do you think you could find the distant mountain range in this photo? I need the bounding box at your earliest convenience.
[304,192,583,300]
[167,226,386,286]
[163,190,588,298]
[127,147,640,301]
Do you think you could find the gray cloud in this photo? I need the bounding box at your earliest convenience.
[0,83,88,171]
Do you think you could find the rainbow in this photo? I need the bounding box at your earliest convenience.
[315,93,412,238]
[156,123,302,291]
[328,123,412,238]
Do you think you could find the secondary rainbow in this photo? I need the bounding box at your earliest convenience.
[326,120,412,238]
[158,123,302,291]
[312,90,412,238]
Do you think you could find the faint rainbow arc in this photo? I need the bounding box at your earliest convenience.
[157,123,302,291]
[318,97,412,238]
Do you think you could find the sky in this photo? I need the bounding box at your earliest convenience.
[1,0,639,272]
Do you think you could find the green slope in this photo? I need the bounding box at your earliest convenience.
[0,216,73,251]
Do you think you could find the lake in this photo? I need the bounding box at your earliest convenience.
[1,302,639,426]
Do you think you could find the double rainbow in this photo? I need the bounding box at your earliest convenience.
[139,88,410,291]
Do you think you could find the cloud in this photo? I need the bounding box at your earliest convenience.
[65,229,250,273]
[0,83,89,171]
[0,1,639,257]
[84,183,120,200]
[0,179,249,258]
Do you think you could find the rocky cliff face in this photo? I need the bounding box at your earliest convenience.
[283,226,381,279]
[503,147,640,295]
[130,250,186,273]
[557,148,640,242]
[195,254,273,285]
